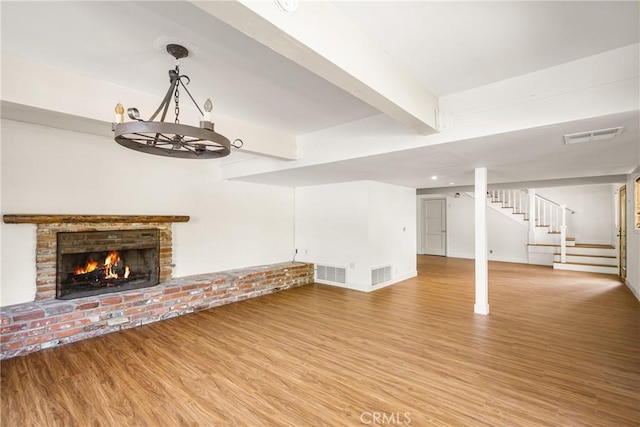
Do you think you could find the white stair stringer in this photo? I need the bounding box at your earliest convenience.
[465,190,529,227]
[486,190,530,226]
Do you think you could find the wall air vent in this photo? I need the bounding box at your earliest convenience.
[563,126,624,145]
[316,264,346,284]
[371,265,392,286]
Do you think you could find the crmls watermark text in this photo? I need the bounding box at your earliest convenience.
[360,411,411,425]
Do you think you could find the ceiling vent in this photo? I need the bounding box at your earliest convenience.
[563,126,624,145]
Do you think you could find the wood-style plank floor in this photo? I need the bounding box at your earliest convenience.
[2,256,639,426]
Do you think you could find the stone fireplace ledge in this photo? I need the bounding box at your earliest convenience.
[0,262,314,359]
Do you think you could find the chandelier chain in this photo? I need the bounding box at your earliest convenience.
[174,65,180,124]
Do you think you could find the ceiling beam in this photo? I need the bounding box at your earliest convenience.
[190,0,439,135]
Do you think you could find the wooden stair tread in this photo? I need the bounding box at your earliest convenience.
[573,243,615,249]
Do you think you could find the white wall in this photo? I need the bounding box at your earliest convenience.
[417,193,529,263]
[0,120,295,306]
[295,181,370,288]
[295,181,416,291]
[367,181,417,286]
[537,184,616,245]
[625,172,640,300]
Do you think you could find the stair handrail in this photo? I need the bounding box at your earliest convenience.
[534,193,576,214]
[522,189,576,214]
[531,191,574,261]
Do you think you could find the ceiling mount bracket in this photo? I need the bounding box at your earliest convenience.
[166,44,188,60]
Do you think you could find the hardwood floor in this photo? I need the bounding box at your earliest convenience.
[2,256,639,426]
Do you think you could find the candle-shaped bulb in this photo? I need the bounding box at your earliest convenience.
[114,102,125,123]
[203,98,213,121]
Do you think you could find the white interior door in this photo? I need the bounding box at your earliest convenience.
[423,199,446,256]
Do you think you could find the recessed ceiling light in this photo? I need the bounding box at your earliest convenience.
[431,175,438,180]
[449,182,455,185]
[563,126,624,145]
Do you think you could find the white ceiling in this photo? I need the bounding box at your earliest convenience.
[334,1,640,96]
[0,1,379,134]
[232,110,639,188]
[1,1,639,189]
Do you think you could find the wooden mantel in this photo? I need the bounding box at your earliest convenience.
[2,214,190,224]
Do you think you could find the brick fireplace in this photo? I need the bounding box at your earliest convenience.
[1,215,314,359]
[57,229,160,300]
[14,215,182,300]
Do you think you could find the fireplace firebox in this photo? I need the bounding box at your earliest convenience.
[56,229,160,300]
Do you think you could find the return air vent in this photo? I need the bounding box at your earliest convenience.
[563,126,624,145]
[371,265,392,286]
[316,265,346,284]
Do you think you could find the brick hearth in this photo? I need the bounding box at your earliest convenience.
[1,214,314,359]
[1,262,314,359]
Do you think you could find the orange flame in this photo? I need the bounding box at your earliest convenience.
[104,251,121,279]
[75,259,98,275]
[74,250,131,280]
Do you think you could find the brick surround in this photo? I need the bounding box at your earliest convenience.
[1,262,314,359]
[35,222,173,300]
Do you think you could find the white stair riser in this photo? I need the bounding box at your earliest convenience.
[533,228,575,245]
[553,255,617,266]
[565,247,617,257]
[533,233,561,244]
[553,263,618,275]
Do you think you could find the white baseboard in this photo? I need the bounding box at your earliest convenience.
[445,252,474,260]
[367,271,418,292]
[474,303,490,315]
[625,278,640,302]
[313,279,362,291]
[442,252,528,265]
[489,255,529,264]
[315,271,418,293]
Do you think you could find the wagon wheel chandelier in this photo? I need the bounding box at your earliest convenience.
[112,44,242,159]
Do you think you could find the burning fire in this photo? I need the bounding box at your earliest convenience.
[74,251,131,280]
[74,259,98,275]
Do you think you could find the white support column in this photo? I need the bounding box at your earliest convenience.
[528,189,536,244]
[474,167,490,315]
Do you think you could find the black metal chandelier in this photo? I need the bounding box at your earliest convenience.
[112,44,242,159]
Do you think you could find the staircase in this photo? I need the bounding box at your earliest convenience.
[487,189,618,275]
